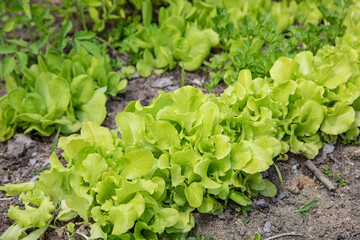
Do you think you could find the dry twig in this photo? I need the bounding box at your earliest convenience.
[305,160,336,191]
[264,232,305,240]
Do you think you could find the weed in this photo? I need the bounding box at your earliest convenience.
[248,233,261,240]
[294,200,318,222]
[323,166,347,186]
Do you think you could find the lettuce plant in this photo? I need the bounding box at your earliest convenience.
[0,48,127,141]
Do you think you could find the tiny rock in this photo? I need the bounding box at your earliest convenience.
[263,221,272,233]
[289,186,300,195]
[151,77,174,88]
[132,71,140,79]
[291,164,300,175]
[276,192,289,201]
[254,199,270,209]
[29,159,38,166]
[322,144,335,154]
[7,134,35,159]
[297,182,304,190]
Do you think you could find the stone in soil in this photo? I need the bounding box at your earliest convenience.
[151,77,174,88]
[7,134,35,158]
[263,221,272,233]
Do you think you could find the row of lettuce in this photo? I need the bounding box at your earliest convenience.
[0,0,356,141]
[2,11,360,238]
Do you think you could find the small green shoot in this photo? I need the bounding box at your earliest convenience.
[236,205,252,225]
[187,230,213,240]
[248,233,261,240]
[323,166,347,186]
[294,200,318,222]
[273,163,284,187]
[51,127,61,155]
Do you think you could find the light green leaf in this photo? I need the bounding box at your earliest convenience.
[184,182,203,208]
[321,102,355,135]
[79,41,101,58]
[150,121,180,149]
[109,193,145,236]
[0,182,34,196]
[1,55,16,78]
[118,149,154,179]
[0,44,17,54]
[270,57,299,83]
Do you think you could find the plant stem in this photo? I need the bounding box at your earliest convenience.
[74,0,87,31]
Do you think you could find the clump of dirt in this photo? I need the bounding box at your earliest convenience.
[1,68,360,239]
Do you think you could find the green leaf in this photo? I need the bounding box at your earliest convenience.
[21,0,32,18]
[82,153,108,186]
[184,182,203,208]
[321,102,355,135]
[109,193,145,235]
[7,39,28,48]
[118,149,154,179]
[16,51,28,72]
[270,57,299,83]
[1,55,16,78]
[0,182,34,196]
[75,31,96,40]
[65,195,90,223]
[70,74,95,106]
[115,112,145,146]
[79,41,101,58]
[61,21,72,38]
[259,179,277,197]
[142,0,152,26]
[150,121,180,149]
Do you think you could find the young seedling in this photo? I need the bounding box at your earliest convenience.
[323,166,347,186]
[187,230,213,240]
[236,205,252,225]
[248,233,261,240]
[294,200,318,222]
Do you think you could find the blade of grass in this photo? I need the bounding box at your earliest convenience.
[273,163,284,187]
[51,127,61,155]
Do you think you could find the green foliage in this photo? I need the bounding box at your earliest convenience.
[205,0,353,91]
[294,200,319,222]
[0,49,127,141]
[248,233,261,240]
[187,230,213,240]
[323,166,347,186]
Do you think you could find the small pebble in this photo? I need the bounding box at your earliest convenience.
[29,159,38,166]
[151,77,174,88]
[31,152,38,157]
[291,164,300,175]
[263,221,272,233]
[278,200,286,207]
[297,182,304,190]
[289,186,300,195]
[42,159,50,167]
[254,199,269,209]
[167,86,179,91]
[323,144,335,154]
[276,192,288,201]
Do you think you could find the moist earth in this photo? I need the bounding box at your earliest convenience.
[1,67,360,240]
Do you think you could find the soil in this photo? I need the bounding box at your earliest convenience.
[1,67,360,240]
